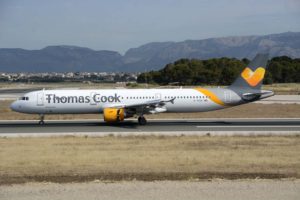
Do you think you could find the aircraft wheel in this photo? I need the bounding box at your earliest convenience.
[138,116,147,125]
[38,114,45,125]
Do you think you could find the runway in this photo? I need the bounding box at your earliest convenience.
[2,180,299,200]
[0,118,299,136]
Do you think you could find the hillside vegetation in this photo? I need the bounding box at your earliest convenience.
[137,56,300,85]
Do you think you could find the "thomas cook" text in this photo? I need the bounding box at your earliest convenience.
[45,93,121,104]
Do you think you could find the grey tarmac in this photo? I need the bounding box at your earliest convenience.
[1,180,299,200]
[0,118,299,137]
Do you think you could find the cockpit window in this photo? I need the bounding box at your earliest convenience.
[19,97,29,101]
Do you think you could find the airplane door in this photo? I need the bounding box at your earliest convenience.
[90,92,97,105]
[224,91,231,103]
[155,93,161,100]
[37,92,44,106]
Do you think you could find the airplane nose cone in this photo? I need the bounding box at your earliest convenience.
[10,101,19,111]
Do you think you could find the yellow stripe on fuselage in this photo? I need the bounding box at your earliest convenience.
[194,88,226,106]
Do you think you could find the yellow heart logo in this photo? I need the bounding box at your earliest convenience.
[241,67,265,87]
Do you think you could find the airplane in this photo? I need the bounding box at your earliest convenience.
[10,54,274,125]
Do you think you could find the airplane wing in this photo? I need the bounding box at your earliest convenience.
[104,97,176,114]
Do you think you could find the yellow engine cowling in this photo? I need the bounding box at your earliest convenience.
[103,108,125,123]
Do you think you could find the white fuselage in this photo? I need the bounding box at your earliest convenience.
[10,88,242,114]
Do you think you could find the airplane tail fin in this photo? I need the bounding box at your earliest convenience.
[229,54,269,91]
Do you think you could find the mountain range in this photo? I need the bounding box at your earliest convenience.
[0,32,299,72]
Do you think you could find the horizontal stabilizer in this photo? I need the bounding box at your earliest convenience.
[242,90,274,101]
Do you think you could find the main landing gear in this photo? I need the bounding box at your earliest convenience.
[138,116,147,125]
[38,114,45,125]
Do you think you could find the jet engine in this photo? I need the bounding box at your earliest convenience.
[103,108,125,123]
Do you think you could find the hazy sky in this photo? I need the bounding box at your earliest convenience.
[0,0,299,53]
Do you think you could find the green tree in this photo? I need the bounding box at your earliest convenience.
[137,56,300,85]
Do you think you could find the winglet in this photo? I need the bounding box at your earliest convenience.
[165,97,176,104]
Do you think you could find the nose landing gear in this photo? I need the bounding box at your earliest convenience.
[38,114,45,125]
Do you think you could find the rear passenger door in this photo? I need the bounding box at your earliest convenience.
[224,91,231,104]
